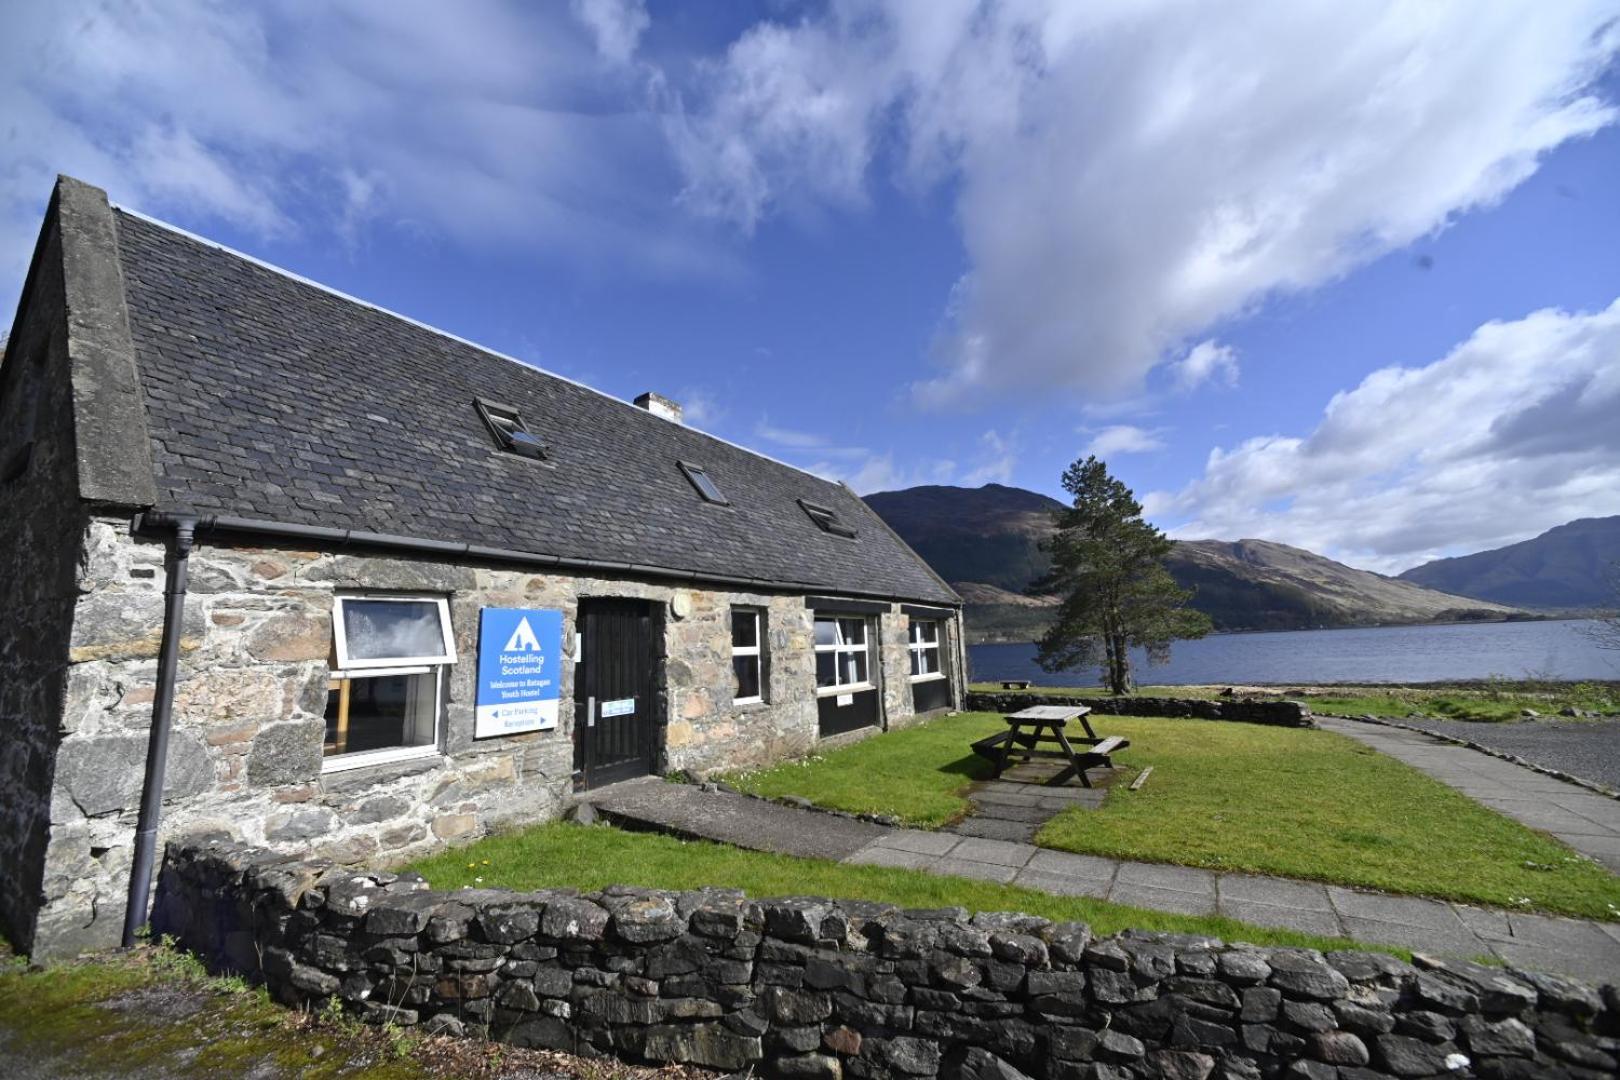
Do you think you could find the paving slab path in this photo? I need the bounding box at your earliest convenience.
[584,776,1620,983]
[1318,716,1620,874]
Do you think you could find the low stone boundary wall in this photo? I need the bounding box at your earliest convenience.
[154,840,1616,1079]
[966,692,1313,728]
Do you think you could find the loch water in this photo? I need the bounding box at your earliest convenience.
[967,619,1616,686]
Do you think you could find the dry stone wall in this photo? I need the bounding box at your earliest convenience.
[22,518,954,957]
[157,840,1618,1080]
[965,693,1312,729]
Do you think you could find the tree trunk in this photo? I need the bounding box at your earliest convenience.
[1106,632,1133,695]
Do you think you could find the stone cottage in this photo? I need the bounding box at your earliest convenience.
[0,176,964,959]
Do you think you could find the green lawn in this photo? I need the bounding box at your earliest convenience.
[725,712,1620,920]
[970,680,1620,722]
[407,822,1383,955]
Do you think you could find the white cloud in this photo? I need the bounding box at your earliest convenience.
[1150,298,1620,572]
[960,430,1016,487]
[1084,425,1165,458]
[570,0,650,65]
[675,386,722,428]
[668,1,1620,407]
[1171,340,1239,393]
[757,418,1015,494]
[0,1,719,305]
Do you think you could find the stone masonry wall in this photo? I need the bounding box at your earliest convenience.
[0,221,88,954]
[965,693,1312,729]
[157,840,1619,1080]
[29,518,959,957]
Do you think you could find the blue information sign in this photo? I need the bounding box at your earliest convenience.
[475,608,564,738]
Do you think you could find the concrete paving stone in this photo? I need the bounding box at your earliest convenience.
[932,857,1020,884]
[1327,887,1465,931]
[1012,869,1112,899]
[971,788,1045,808]
[1600,922,1620,947]
[1216,873,1334,912]
[1108,882,1218,917]
[953,818,1039,843]
[973,803,1059,824]
[1025,849,1120,881]
[1504,912,1620,951]
[1489,939,1620,986]
[1114,861,1217,896]
[1334,915,1490,960]
[844,844,939,871]
[874,829,960,856]
[1216,898,1345,939]
[1452,905,1516,944]
[1561,806,1620,834]
[949,837,1037,868]
[1548,833,1620,854]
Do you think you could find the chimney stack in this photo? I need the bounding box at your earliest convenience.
[633,392,683,424]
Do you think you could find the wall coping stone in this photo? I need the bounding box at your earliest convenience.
[965,692,1314,728]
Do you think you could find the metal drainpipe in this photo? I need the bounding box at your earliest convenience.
[121,515,197,947]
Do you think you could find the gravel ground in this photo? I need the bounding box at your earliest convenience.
[1397,716,1620,792]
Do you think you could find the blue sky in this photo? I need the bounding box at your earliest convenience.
[4,1,1619,573]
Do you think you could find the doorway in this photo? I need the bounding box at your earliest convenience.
[573,598,659,789]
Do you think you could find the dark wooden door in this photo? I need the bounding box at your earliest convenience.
[573,598,658,789]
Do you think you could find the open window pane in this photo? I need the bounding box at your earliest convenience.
[838,618,865,646]
[731,610,759,649]
[840,650,869,686]
[337,597,454,666]
[324,670,437,758]
[815,650,838,688]
[733,655,761,700]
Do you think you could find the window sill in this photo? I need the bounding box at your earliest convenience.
[321,745,442,775]
[816,683,874,698]
[733,696,766,709]
[909,673,947,684]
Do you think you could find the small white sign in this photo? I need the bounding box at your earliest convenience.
[601,698,636,718]
[836,693,853,707]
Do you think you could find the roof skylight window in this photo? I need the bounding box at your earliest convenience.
[475,398,547,461]
[799,498,856,538]
[679,461,729,505]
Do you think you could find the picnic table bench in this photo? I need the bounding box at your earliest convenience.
[970,705,1129,788]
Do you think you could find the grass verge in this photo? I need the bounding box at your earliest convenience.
[726,712,1620,920]
[408,821,1390,956]
[0,941,691,1079]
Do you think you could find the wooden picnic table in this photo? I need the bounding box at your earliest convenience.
[970,705,1129,788]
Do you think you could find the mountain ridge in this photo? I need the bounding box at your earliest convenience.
[1397,516,1620,609]
[864,483,1524,642]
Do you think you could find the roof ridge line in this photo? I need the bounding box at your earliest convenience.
[109,203,845,491]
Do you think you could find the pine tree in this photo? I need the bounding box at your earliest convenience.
[1032,455,1211,694]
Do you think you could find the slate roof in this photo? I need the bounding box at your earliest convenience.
[110,210,957,606]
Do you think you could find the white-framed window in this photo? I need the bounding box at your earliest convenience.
[324,595,456,771]
[731,607,765,704]
[908,619,944,680]
[814,615,871,694]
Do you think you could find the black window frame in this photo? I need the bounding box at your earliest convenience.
[798,498,856,538]
[474,397,548,461]
[678,461,730,505]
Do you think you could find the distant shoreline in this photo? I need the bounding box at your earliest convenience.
[966,611,1607,647]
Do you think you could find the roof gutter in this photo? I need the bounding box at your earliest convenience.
[133,510,961,608]
[121,514,195,947]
